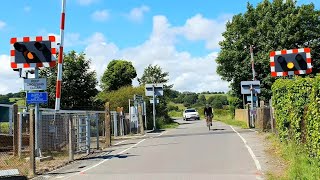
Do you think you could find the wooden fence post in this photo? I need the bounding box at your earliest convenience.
[138,105,144,135]
[105,102,111,147]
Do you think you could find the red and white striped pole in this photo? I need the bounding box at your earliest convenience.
[55,0,66,111]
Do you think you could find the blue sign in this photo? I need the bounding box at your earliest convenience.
[26,92,48,104]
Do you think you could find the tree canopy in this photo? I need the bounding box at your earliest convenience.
[138,64,169,85]
[40,51,99,110]
[216,0,320,106]
[101,60,137,92]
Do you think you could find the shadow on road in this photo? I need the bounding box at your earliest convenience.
[178,122,193,125]
[147,129,165,133]
[211,128,226,131]
[0,176,28,180]
[78,153,138,161]
[47,170,81,175]
[131,142,179,149]
[152,129,255,139]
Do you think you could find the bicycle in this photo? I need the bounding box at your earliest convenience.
[205,115,213,131]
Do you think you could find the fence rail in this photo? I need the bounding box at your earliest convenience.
[0,103,147,178]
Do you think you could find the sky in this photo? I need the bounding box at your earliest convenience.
[0,0,319,95]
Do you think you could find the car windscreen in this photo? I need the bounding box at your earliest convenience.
[185,109,196,113]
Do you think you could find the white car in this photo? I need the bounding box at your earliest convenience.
[183,109,200,121]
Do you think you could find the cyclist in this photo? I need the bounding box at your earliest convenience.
[204,104,213,127]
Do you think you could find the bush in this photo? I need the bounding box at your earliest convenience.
[167,105,179,111]
[272,76,320,160]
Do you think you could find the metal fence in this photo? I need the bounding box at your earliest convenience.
[0,104,146,178]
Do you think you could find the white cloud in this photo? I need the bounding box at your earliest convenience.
[0,20,6,30]
[24,6,31,12]
[179,14,231,50]
[127,5,150,22]
[0,14,230,95]
[0,55,24,94]
[77,0,97,6]
[91,9,110,22]
[84,15,230,93]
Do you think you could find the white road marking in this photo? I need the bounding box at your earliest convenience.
[230,126,262,172]
[62,131,168,179]
[114,140,126,146]
[117,139,146,155]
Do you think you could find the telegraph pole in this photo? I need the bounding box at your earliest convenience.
[250,45,256,128]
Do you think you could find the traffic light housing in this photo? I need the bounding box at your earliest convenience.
[270,48,312,77]
[10,36,57,69]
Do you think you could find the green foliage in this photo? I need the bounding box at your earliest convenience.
[167,105,179,111]
[0,122,9,134]
[198,95,207,105]
[183,93,198,107]
[0,92,24,104]
[272,76,320,160]
[97,86,145,111]
[266,134,320,180]
[227,92,241,118]
[40,51,99,110]
[101,59,137,92]
[207,95,228,109]
[216,0,320,107]
[156,117,179,129]
[138,64,169,85]
[0,95,10,104]
[214,109,247,129]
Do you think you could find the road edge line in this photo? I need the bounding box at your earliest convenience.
[62,130,168,179]
[230,125,262,172]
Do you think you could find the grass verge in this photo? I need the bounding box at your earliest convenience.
[168,110,182,118]
[214,113,248,129]
[266,134,320,180]
[159,122,179,129]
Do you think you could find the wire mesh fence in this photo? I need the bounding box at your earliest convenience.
[0,111,30,178]
[0,104,146,178]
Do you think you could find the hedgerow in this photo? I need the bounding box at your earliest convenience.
[272,76,320,159]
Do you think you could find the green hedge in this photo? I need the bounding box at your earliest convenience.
[272,76,320,159]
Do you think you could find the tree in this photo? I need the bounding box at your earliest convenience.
[183,93,198,107]
[139,64,173,125]
[0,95,10,104]
[101,60,137,92]
[97,86,145,111]
[40,51,99,110]
[198,95,207,105]
[138,64,169,85]
[216,0,320,106]
[207,95,228,109]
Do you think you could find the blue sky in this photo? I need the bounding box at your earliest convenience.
[0,0,319,94]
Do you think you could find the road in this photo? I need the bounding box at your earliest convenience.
[38,119,265,180]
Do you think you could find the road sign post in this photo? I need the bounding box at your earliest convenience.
[145,83,164,131]
[241,80,261,128]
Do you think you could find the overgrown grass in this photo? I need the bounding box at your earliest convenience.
[168,111,182,118]
[168,102,186,110]
[266,134,320,180]
[159,122,179,129]
[214,109,248,129]
[9,98,25,106]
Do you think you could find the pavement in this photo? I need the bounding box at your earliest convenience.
[33,119,268,180]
